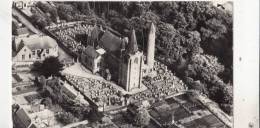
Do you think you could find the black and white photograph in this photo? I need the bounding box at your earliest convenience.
[4,0,257,128]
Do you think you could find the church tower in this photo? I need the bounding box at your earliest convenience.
[147,22,156,69]
[119,29,143,92]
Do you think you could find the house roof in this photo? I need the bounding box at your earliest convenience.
[15,34,57,52]
[15,108,31,128]
[29,123,37,128]
[16,40,25,53]
[83,46,99,58]
[99,31,123,52]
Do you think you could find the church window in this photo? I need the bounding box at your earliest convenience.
[22,55,25,60]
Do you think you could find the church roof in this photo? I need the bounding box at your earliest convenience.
[99,31,122,52]
[127,29,138,54]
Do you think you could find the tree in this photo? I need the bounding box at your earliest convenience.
[56,112,78,125]
[41,97,53,108]
[127,2,149,17]
[57,3,75,21]
[30,14,48,29]
[133,108,150,127]
[31,61,42,73]
[12,21,18,35]
[36,2,58,22]
[31,56,64,77]
[186,54,225,82]
[88,110,102,123]
[71,2,92,16]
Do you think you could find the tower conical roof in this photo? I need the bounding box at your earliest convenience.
[149,22,156,33]
[127,29,138,54]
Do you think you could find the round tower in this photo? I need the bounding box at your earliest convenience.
[147,22,156,68]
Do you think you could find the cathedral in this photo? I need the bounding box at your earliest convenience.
[81,23,156,92]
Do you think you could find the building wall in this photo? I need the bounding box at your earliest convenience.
[93,56,102,73]
[105,54,120,81]
[14,45,58,63]
[119,52,143,91]
[14,46,33,62]
[13,1,34,9]
[81,53,102,74]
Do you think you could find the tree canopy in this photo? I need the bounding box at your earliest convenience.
[133,108,150,127]
[31,56,64,77]
[40,1,233,115]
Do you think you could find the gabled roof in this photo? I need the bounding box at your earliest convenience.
[99,31,123,52]
[15,34,57,52]
[16,40,25,53]
[14,108,31,128]
[29,123,37,128]
[83,46,99,58]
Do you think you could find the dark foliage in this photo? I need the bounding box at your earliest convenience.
[56,112,78,125]
[133,108,150,127]
[48,1,233,115]
[31,56,64,77]
[36,2,58,22]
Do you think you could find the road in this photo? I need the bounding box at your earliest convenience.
[12,7,40,34]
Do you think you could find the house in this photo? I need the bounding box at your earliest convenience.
[13,0,35,9]
[13,107,38,128]
[12,34,58,67]
[81,46,105,74]
[13,106,60,128]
